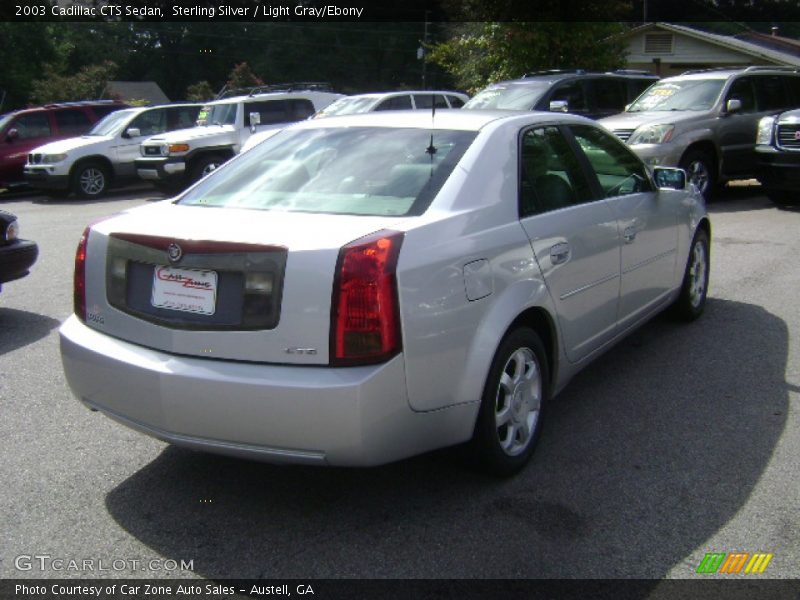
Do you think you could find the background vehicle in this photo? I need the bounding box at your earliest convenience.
[0,209,37,293]
[135,86,343,191]
[61,111,709,476]
[463,70,658,119]
[599,66,800,199]
[0,101,127,191]
[24,103,202,198]
[756,108,800,208]
[312,91,469,118]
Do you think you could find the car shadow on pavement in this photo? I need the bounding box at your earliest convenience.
[105,298,788,579]
[710,186,774,213]
[0,308,60,356]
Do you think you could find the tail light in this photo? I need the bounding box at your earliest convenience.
[330,230,404,366]
[74,226,91,322]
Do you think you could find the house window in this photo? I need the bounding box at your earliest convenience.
[644,33,674,54]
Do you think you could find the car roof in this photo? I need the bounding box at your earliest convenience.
[287,108,592,132]
[341,91,468,100]
[4,100,126,116]
[495,70,658,86]
[208,91,342,105]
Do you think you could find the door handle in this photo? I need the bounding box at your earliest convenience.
[623,225,637,244]
[550,242,571,265]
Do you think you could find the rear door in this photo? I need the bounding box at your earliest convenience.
[518,125,622,363]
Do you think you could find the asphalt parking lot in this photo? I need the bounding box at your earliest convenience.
[0,183,798,580]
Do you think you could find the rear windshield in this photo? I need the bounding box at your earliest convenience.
[627,79,725,112]
[179,126,477,216]
[464,82,550,110]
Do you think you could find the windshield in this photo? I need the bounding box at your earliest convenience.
[179,126,477,216]
[197,103,237,126]
[88,109,138,136]
[627,79,725,112]
[313,97,377,118]
[463,82,550,110]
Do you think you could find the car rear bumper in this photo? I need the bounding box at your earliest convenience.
[59,316,474,466]
[0,239,38,284]
[23,167,70,191]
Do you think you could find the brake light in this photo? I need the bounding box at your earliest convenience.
[330,230,404,366]
[74,227,91,322]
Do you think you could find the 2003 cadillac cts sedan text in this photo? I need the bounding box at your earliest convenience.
[59,110,710,475]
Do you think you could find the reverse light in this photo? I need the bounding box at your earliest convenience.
[74,226,91,322]
[330,230,404,366]
[628,124,675,145]
[757,116,776,146]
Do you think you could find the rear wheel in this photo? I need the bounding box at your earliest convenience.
[671,228,710,321]
[470,327,549,477]
[680,149,716,201]
[72,162,110,198]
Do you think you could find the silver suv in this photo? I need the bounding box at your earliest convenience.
[599,66,800,198]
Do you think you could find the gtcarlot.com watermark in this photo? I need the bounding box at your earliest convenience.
[15,554,194,573]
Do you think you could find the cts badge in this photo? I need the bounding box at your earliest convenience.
[167,242,183,263]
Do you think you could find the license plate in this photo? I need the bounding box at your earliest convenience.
[151,266,218,315]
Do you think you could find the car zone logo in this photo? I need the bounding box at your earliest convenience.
[696,552,773,574]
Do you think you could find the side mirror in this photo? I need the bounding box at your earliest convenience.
[6,128,19,142]
[249,112,261,133]
[653,167,686,190]
[725,98,742,114]
[124,127,141,138]
[549,100,569,113]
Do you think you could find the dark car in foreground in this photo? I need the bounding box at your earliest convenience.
[756,108,800,208]
[0,210,38,292]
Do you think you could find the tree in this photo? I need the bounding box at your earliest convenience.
[428,22,629,94]
[226,62,263,90]
[29,61,119,104]
[185,81,216,102]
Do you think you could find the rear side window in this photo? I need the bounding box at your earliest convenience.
[245,100,289,126]
[375,95,413,110]
[519,126,593,217]
[54,109,92,135]
[179,126,477,216]
[592,78,626,111]
[10,113,52,140]
[755,76,788,111]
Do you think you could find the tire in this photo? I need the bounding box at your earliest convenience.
[765,188,799,209]
[672,228,710,321]
[71,162,110,198]
[470,327,550,477]
[679,149,716,201]
[189,154,225,184]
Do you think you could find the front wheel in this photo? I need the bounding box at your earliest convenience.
[680,150,716,201]
[72,162,110,198]
[470,328,549,477]
[189,155,225,184]
[671,228,710,321]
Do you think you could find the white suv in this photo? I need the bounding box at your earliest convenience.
[24,104,201,198]
[135,88,343,191]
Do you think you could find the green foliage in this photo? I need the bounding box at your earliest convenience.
[29,61,119,104]
[428,22,629,94]
[185,81,216,102]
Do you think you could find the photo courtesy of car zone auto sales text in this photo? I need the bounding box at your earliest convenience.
[1,0,800,599]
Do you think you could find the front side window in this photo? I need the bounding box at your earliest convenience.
[519,126,593,217]
[375,96,413,110]
[179,126,477,217]
[592,78,626,111]
[447,95,465,108]
[129,109,167,136]
[88,109,138,136]
[199,103,237,126]
[10,113,51,140]
[549,81,588,113]
[570,125,653,197]
[725,77,756,113]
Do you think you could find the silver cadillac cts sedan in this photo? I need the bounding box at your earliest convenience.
[60,110,710,475]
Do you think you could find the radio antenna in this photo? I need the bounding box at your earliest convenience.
[426,103,437,175]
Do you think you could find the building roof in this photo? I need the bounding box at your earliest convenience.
[104,81,170,105]
[624,22,800,68]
